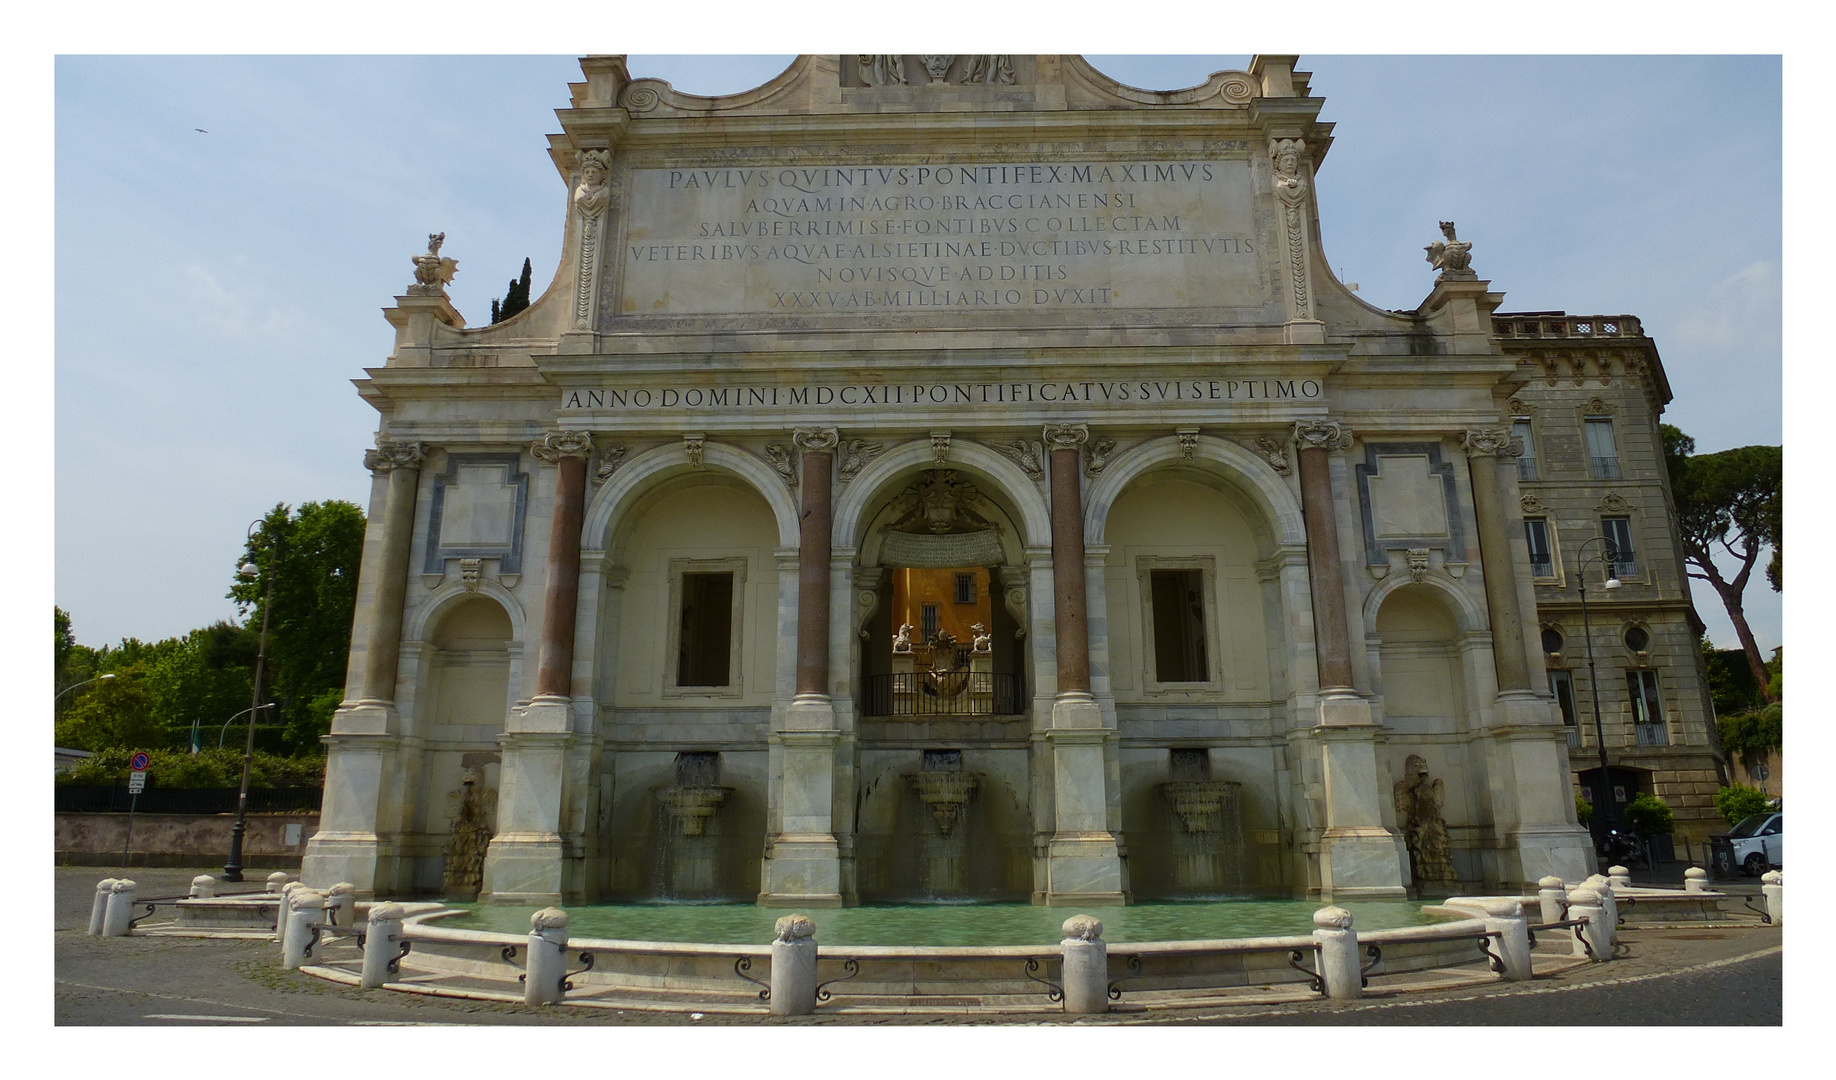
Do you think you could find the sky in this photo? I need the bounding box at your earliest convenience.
[51,52,1783,657]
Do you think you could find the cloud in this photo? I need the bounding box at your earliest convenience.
[1675,261,1781,352]
[183,263,302,340]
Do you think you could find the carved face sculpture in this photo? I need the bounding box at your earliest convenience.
[581,159,606,187]
[1276,147,1299,176]
[1405,754,1430,783]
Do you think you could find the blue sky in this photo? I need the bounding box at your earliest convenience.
[51,53,1781,657]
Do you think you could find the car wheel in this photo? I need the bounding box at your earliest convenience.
[1743,852,1767,877]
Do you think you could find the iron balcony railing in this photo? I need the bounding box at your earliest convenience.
[862,671,1025,717]
[1634,723,1669,747]
[1590,456,1622,479]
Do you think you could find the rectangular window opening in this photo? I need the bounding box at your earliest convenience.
[1513,419,1538,481]
[676,572,734,687]
[953,572,976,605]
[920,603,940,641]
[1149,569,1208,683]
[1585,418,1621,479]
[1525,517,1554,578]
[1549,669,1578,726]
[1601,516,1638,578]
[1628,669,1667,745]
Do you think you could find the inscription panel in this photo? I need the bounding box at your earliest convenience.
[619,160,1266,317]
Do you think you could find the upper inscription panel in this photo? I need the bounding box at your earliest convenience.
[616,159,1269,319]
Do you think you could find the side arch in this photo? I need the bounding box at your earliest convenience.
[1083,435,1305,546]
[1360,571,1489,638]
[582,441,801,551]
[832,438,1053,550]
[406,579,528,644]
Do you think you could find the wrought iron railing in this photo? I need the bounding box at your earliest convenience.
[1590,456,1622,479]
[55,786,324,815]
[1634,723,1669,747]
[862,671,1025,717]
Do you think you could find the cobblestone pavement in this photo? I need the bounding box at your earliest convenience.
[56,867,1780,1027]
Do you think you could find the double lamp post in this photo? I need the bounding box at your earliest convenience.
[223,520,278,883]
[1572,534,1623,852]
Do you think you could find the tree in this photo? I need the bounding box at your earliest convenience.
[1713,784,1770,826]
[1623,793,1675,839]
[55,661,165,750]
[1662,425,1780,701]
[227,500,365,754]
[491,257,533,323]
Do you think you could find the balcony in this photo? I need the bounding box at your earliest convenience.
[1635,723,1669,747]
[1493,314,1642,339]
[1590,456,1622,479]
[862,671,1025,717]
[1529,557,1554,578]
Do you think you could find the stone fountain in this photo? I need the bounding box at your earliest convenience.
[655,752,733,898]
[905,750,981,896]
[1154,750,1247,894]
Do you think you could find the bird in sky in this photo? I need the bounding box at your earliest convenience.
[194,128,208,133]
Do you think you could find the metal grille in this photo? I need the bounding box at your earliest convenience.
[862,672,1025,716]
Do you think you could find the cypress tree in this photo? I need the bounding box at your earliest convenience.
[493,257,533,323]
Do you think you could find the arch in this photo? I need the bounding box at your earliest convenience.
[832,438,1053,550]
[406,579,528,644]
[1359,571,1489,639]
[1083,435,1304,547]
[583,441,801,551]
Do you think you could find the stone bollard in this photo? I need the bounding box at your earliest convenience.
[524,908,570,1006]
[101,879,139,937]
[274,882,302,947]
[1684,867,1710,894]
[1479,898,1532,981]
[1608,865,1632,893]
[266,871,290,893]
[1761,871,1783,925]
[769,914,819,1016]
[188,875,217,898]
[1580,874,1618,945]
[326,882,356,928]
[282,889,325,970]
[1060,915,1109,1015]
[1568,887,1611,962]
[88,878,119,935]
[361,903,406,989]
[1312,906,1362,999]
[1537,876,1567,926]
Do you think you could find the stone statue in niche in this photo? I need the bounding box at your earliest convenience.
[858,54,906,86]
[962,54,1016,84]
[1270,138,1308,204]
[1425,221,1474,276]
[1392,755,1459,888]
[892,622,916,654]
[441,766,496,898]
[410,232,459,295]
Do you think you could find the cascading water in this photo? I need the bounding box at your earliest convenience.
[441,768,494,899]
[655,752,732,900]
[906,749,980,898]
[1155,749,1248,894]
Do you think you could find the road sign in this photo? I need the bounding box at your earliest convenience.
[128,771,147,794]
[129,751,150,771]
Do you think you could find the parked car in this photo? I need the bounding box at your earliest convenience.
[1710,812,1783,877]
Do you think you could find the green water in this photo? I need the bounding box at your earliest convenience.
[440,898,1444,946]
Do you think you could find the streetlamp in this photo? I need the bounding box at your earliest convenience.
[218,703,277,749]
[54,672,116,706]
[224,520,278,882]
[1574,534,1623,854]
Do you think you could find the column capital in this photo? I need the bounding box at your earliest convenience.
[1042,423,1089,451]
[792,427,839,454]
[1292,419,1352,452]
[363,440,426,473]
[532,429,594,462]
[1461,427,1520,458]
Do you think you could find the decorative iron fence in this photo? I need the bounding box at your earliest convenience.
[55,786,324,815]
[862,672,1025,717]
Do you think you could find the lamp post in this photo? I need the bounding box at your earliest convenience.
[218,703,276,749]
[54,672,116,706]
[224,520,278,882]
[1574,534,1623,853]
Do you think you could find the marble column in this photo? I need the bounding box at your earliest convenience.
[302,438,424,895]
[482,429,591,904]
[1461,428,1531,693]
[1039,423,1123,905]
[1291,420,1406,899]
[761,428,843,906]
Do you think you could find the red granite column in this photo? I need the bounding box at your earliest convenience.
[532,430,593,698]
[1044,424,1092,695]
[1463,428,1533,692]
[1293,420,1355,692]
[359,440,425,704]
[792,428,839,697]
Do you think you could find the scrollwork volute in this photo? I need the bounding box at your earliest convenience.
[792,427,840,455]
[1461,428,1517,458]
[1291,420,1352,452]
[531,429,593,463]
[364,440,426,473]
[1042,423,1089,452]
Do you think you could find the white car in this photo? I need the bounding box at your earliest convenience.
[1711,812,1783,877]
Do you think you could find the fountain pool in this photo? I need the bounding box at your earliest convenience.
[436,897,1448,946]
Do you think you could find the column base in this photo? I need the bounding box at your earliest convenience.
[758,834,843,907]
[782,691,837,731]
[480,833,566,905]
[1500,824,1595,889]
[1317,826,1410,900]
[301,833,398,898]
[1050,690,1105,729]
[1039,834,1126,905]
[1317,692,1373,727]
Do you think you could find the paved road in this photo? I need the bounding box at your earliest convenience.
[56,867,1781,1026]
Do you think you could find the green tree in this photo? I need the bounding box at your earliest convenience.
[54,661,166,750]
[1713,784,1770,826]
[1717,701,1783,769]
[227,500,365,754]
[490,257,533,323]
[1623,793,1675,839]
[1662,426,1780,701]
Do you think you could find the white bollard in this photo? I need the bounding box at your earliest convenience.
[282,888,324,970]
[1312,906,1363,999]
[768,914,819,1016]
[1761,871,1783,926]
[274,883,301,947]
[1684,867,1710,894]
[1479,898,1532,981]
[189,875,217,899]
[361,903,405,989]
[326,882,357,928]
[1060,915,1109,1015]
[1579,874,1618,946]
[1608,865,1632,893]
[1537,876,1567,926]
[88,878,119,935]
[101,879,139,937]
[524,908,570,1006]
[1568,887,1611,962]
[266,871,290,893]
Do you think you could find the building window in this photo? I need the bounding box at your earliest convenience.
[1549,669,1580,746]
[1628,669,1667,745]
[1541,627,1565,655]
[1524,517,1554,578]
[677,572,735,687]
[1601,516,1638,578]
[1584,418,1621,479]
[1513,419,1538,481]
[920,603,940,641]
[953,572,976,605]
[1623,626,1650,653]
[1149,568,1209,684]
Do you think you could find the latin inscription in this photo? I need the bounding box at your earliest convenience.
[561,378,1322,412]
[620,161,1263,316]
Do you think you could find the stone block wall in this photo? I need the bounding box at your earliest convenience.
[56,812,319,868]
